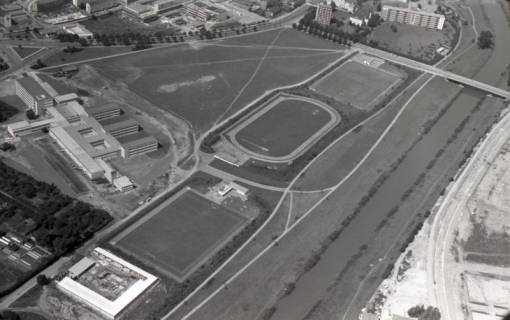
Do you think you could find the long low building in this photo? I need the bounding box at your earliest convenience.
[381,5,446,30]
[99,116,139,138]
[88,104,122,121]
[49,126,105,180]
[117,132,158,158]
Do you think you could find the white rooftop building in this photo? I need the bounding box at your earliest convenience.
[57,248,158,320]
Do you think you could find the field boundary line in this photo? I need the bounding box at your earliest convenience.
[168,70,433,320]
[214,29,284,124]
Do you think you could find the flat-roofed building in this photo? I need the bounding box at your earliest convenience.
[99,116,139,138]
[0,8,12,27]
[315,1,332,25]
[113,176,134,192]
[7,118,55,137]
[69,257,95,279]
[117,132,158,158]
[183,2,215,22]
[332,0,356,13]
[15,76,54,115]
[86,0,120,14]
[55,101,87,123]
[88,104,122,121]
[55,93,80,104]
[381,5,445,30]
[58,248,158,319]
[49,126,105,180]
[63,24,93,38]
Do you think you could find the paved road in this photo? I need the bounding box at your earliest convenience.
[356,44,510,99]
[428,109,510,320]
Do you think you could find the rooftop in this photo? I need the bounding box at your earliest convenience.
[58,248,158,319]
[99,115,139,132]
[16,76,50,101]
[117,131,157,149]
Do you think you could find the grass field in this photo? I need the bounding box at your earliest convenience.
[91,29,344,134]
[42,46,132,67]
[370,21,457,63]
[113,189,247,281]
[233,96,335,158]
[311,61,402,110]
[11,46,43,59]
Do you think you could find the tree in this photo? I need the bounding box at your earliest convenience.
[477,30,494,49]
[408,304,426,317]
[26,109,37,120]
[36,274,50,286]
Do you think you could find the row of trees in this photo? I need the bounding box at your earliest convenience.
[294,8,381,45]
[0,161,112,255]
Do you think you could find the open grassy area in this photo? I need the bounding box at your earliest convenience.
[91,29,345,134]
[81,12,177,36]
[42,46,132,68]
[12,46,43,59]
[113,189,247,281]
[233,95,334,158]
[369,21,457,63]
[311,61,402,110]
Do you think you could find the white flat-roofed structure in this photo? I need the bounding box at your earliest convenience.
[55,101,87,123]
[230,182,249,196]
[113,176,134,192]
[57,248,158,320]
[69,257,95,278]
[99,116,139,138]
[88,104,122,121]
[63,24,93,38]
[55,93,79,104]
[117,132,158,158]
[7,118,56,137]
[15,75,54,115]
[381,5,445,30]
[49,126,105,180]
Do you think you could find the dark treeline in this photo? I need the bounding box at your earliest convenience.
[0,161,112,255]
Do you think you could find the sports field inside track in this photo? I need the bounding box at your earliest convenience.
[233,96,336,158]
[91,29,345,133]
[311,60,402,110]
[112,189,247,281]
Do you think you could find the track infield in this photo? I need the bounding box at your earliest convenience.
[311,60,402,110]
[230,94,338,161]
[111,188,248,281]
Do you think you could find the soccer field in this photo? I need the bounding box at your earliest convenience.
[232,95,337,160]
[113,189,247,281]
[311,61,402,110]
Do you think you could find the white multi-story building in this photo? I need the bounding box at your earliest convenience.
[381,5,445,30]
[315,1,333,25]
[15,76,54,115]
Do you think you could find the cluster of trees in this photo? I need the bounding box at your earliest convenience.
[0,161,112,255]
[62,45,84,54]
[30,59,46,70]
[0,100,17,122]
[0,311,23,320]
[0,142,15,152]
[293,8,380,45]
[408,305,441,320]
[25,109,37,120]
[477,30,494,49]
[0,57,9,72]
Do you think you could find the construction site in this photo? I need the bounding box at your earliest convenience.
[363,108,510,320]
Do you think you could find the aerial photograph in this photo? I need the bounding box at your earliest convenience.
[0,0,508,319]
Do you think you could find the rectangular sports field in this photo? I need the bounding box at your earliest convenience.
[311,61,402,110]
[112,189,248,281]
